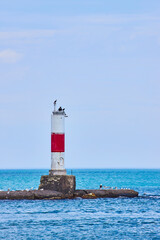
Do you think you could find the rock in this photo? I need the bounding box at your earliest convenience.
[74,189,138,198]
[0,190,34,200]
[74,190,88,198]
[81,193,97,199]
[33,190,64,200]
[0,190,66,200]
[10,190,34,200]
[0,188,138,200]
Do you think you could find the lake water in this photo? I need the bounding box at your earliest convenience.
[0,169,159,239]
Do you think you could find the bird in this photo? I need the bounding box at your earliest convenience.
[58,107,62,111]
[54,100,57,105]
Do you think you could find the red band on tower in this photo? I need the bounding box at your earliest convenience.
[51,133,65,152]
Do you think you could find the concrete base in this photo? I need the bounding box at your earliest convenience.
[38,174,76,194]
[49,169,66,176]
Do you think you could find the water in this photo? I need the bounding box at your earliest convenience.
[0,169,159,239]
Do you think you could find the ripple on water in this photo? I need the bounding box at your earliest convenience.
[0,169,160,239]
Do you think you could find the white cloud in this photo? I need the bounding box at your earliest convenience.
[83,14,160,24]
[0,30,56,40]
[0,49,22,63]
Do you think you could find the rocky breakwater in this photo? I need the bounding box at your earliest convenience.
[0,190,68,200]
[74,189,139,199]
[0,189,138,200]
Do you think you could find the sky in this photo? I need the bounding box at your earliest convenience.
[0,0,160,169]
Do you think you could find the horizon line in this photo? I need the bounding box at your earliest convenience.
[0,168,159,170]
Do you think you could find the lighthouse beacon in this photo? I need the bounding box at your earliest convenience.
[50,100,67,175]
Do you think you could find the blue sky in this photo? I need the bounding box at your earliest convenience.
[0,0,160,168]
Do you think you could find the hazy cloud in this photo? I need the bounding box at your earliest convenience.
[83,14,160,24]
[0,49,22,63]
[0,30,57,40]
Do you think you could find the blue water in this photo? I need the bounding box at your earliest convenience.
[0,169,159,239]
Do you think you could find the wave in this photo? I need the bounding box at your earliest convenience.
[139,194,160,199]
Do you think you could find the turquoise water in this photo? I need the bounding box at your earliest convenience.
[0,169,160,239]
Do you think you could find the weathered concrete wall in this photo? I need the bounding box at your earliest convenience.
[38,175,76,194]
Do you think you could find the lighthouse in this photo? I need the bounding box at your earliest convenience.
[39,100,75,194]
[50,100,67,175]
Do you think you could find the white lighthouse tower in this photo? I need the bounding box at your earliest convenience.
[39,101,75,192]
[50,100,67,175]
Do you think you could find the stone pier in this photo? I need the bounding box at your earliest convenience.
[0,189,138,200]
